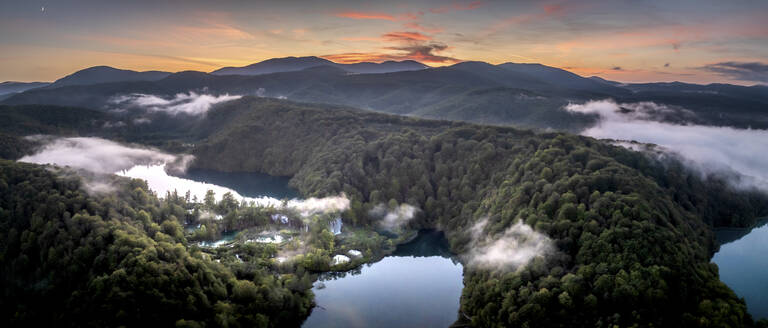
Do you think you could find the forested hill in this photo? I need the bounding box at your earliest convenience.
[2,97,767,326]
[5,61,768,131]
[0,160,314,327]
[189,97,767,326]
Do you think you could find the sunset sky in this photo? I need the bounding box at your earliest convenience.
[1,0,767,85]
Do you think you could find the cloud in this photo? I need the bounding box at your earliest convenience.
[323,42,458,64]
[19,137,178,174]
[110,92,241,116]
[286,195,350,217]
[335,11,396,21]
[465,218,554,270]
[565,99,768,192]
[20,137,351,218]
[369,203,419,231]
[698,61,768,83]
[383,31,432,42]
[382,42,458,63]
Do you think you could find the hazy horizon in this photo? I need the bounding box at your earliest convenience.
[1,0,766,85]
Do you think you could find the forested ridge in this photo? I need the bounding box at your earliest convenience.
[193,97,768,327]
[0,161,313,327]
[1,97,767,327]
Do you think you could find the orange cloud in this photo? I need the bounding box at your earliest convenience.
[322,53,395,64]
[336,11,396,21]
[383,31,432,42]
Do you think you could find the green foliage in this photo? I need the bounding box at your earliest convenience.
[1,97,766,327]
[0,160,312,327]
[190,97,767,327]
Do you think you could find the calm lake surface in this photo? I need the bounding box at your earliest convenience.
[712,219,768,320]
[179,168,298,199]
[303,230,464,328]
[118,164,298,204]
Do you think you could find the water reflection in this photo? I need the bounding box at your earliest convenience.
[179,168,298,199]
[713,219,768,320]
[117,164,284,206]
[303,230,464,328]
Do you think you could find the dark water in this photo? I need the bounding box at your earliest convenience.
[197,230,239,247]
[303,230,464,328]
[179,168,299,199]
[713,219,768,319]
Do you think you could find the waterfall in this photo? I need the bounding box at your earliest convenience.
[271,214,289,224]
[329,217,343,235]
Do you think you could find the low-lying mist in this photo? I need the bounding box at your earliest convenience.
[566,99,768,192]
[369,203,419,231]
[110,92,241,116]
[18,136,349,215]
[465,218,554,270]
[19,136,178,173]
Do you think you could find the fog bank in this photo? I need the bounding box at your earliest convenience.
[566,99,768,192]
[19,137,177,173]
[369,203,419,231]
[110,92,241,116]
[465,218,554,270]
[19,137,350,216]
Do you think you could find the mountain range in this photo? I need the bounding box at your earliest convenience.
[3,56,767,131]
[0,81,50,96]
[211,56,428,75]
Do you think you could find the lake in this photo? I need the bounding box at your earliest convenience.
[712,219,768,320]
[179,168,298,199]
[303,230,465,328]
[118,164,297,206]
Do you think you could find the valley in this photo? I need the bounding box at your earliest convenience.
[2,91,767,326]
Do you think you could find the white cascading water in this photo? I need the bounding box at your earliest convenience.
[329,217,343,235]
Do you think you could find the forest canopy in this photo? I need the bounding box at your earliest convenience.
[1,98,767,327]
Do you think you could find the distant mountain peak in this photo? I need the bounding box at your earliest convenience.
[49,66,171,88]
[212,56,428,76]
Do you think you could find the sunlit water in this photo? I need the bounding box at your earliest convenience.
[117,164,289,205]
[303,230,464,328]
[179,168,298,199]
[712,220,768,319]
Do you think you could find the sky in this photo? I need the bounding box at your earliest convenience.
[1,0,767,85]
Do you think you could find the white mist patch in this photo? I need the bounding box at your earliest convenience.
[20,137,350,216]
[287,196,350,217]
[369,204,419,231]
[566,99,768,192]
[19,137,177,173]
[110,92,241,116]
[466,218,554,270]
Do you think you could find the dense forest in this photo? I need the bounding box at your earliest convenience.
[192,97,768,327]
[0,161,316,327]
[1,97,767,327]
